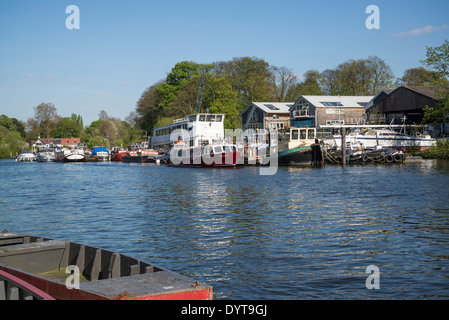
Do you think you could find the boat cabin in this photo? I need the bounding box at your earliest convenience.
[278,127,317,152]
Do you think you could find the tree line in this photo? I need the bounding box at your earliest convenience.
[134,43,448,134]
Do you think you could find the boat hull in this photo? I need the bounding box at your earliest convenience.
[0,232,212,300]
[278,144,323,166]
[168,151,242,167]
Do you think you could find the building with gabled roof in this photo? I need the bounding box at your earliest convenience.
[365,86,443,125]
[289,95,373,129]
[240,102,294,131]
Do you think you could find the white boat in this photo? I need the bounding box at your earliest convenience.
[168,142,242,167]
[15,150,36,162]
[91,147,110,161]
[55,147,85,162]
[334,128,436,151]
[36,149,56,162]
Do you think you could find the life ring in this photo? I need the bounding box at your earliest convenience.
[362,154,368,162]
[394,154,402,162]
[385,155,394,163]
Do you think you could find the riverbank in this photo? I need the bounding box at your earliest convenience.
[409,139,449,160]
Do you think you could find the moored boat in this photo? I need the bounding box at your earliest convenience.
[91,147,110,161]
[333,128,436,152]
[55,148,85,162]
[168,142,242,167]
[0,231,212,300]
[122,149,159,163]
[36,149,56,162]
[15,150,36,162]
[277,127,324,166]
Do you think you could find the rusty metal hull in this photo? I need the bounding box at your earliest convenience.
[0,232,212,300]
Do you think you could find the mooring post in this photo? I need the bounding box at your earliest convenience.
[341,127,346,168]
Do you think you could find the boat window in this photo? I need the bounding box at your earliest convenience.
[188,115,197,122]
[300,130,307,140]
[223,146,231,152]
[214,146,222,153]
[199,115,206,121]
[232,146,236,152]
[292,129,299,140]
[216,115,223,122]
[207,115,216,122]
[307,129,315,139]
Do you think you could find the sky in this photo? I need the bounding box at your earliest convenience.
[0,0,448,126]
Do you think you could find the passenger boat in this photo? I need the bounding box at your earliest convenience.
[91,147,110,162]
[277,127,323,166]
[0,231,212,300]
[15,150,36,162]
[168,142,242,167]
[36,149,55,162]
[333,128,436,152]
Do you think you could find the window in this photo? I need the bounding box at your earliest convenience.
[214,146,222,153]
[216,115,223,122]
[300,130,307,140]
[320,102,343,107]
[188,115,197,122]
[264,104,279,110]
[199,115,206,121]
[307,129,315,139]
[206,115,215,122]
[292,129,299,140]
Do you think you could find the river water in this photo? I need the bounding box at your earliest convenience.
[1,158,449,299]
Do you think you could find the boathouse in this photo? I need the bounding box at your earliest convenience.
[289,95,373,130]
[240,102,293,131]
[365,86,442,125]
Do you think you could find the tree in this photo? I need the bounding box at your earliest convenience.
[367,56,395,94]
[421,39,449,87]
[33,102,58,138]
[270,66,298,102]
[420,39,449,134]
[52,117,82,138]
[397,67,445,86]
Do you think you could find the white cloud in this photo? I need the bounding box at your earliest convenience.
[123,82,132,86]
[392,24,448,37]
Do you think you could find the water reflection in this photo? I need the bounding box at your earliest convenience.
[0,159,449,299]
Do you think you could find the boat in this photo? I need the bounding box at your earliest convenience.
[36,149,55,162]
[0,231,212,300]
[15,150,36,162]
[167,142,243,167]
[277,127,324,166]
[91,147,110,162]
[122,149,159,163]
[324,145,406,165]
[55,147,85,162]
[110,147,127,161]
[333,128,436,152]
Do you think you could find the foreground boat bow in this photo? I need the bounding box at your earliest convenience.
[0,232,212,300]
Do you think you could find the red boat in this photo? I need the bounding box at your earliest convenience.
[0,232,212,300]
[168,143,242,167]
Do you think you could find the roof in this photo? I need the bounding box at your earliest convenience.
[297,96,374,109]
[242,102,294,115]
[365,86,444,112]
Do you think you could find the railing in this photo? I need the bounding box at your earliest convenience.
[293,110,309,118]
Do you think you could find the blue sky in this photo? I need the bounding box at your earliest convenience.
[1,0,448,126]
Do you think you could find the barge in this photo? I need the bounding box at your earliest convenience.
[0,231,212,300]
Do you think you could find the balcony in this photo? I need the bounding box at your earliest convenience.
[292,110,310,118]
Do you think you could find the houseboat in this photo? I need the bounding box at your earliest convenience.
[277,127,324,166]
[150,113,226,151]
[0,231,212,300]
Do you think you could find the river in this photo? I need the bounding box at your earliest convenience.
[1,158,449,299]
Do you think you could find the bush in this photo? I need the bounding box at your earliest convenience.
[419,139,449,159]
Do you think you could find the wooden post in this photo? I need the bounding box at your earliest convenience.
[341,127,346,168]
